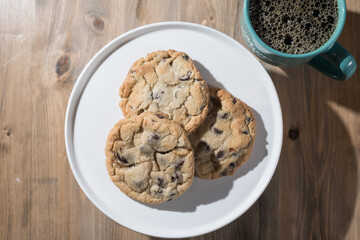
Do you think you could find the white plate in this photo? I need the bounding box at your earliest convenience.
[65,22,283,238]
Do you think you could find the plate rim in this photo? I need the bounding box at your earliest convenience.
[64,21,283,238]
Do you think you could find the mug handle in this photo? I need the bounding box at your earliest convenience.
[308,42,357,81]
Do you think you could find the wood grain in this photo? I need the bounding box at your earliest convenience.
[0,0,359,239]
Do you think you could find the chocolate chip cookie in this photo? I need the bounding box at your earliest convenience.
[119,50,209,133]
[105,112,195,204]
[190,87,256,179]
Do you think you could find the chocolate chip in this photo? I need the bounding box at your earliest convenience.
[220,170,227,176]
[157,188,163,194]
[179,71,192,81]
[242,131,249,135]
[171,176,176,182]
[232,99,237,104]
[167,198,172,201]
[116,153,128,164]
[244,117,252,124]
[170,192,176,197]
[221,113,229,119]
[148,133,161,143]
[229,162,236,168]
[213,127,223,135]
[152,133,160,140]
[153,93,160,99]
[175,171,183,182]
[128,163,135,167]
[182,55,189,61]
[176,160,184,168]
[155,113,164,119]
[153,91,164,100]
[157,177,164,187]
[174,89,179,98]
[216,151,224,159]
[229,148,234,152]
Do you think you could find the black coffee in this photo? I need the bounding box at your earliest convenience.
[249,0,338,54]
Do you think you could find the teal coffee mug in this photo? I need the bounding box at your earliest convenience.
[241,0,357,80]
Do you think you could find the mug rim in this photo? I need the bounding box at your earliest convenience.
[243,0,346,58]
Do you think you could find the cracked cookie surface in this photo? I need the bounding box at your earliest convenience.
[105,112,194,204]
[119,50,209,133]
[190,87,256,179]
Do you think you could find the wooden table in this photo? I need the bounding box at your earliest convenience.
[1,0,359,239]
